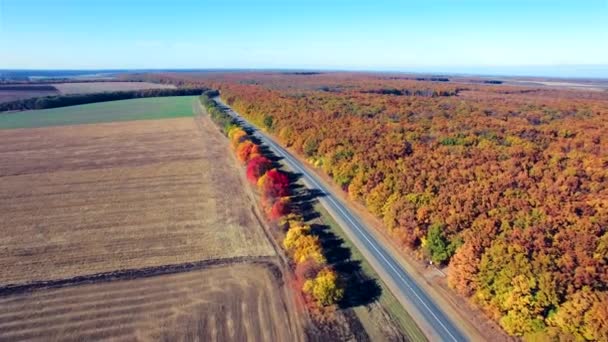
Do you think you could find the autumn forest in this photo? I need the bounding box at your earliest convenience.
[128,72,607,340]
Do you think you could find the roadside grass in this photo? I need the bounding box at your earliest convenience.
[280,162,426,341]
[0,96,195,129]
[313,202,428,342]
[237,109,427,341]
[208,96,426,340]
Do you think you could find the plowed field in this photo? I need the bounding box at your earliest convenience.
[0,263,303,342]
[0,117,274,286]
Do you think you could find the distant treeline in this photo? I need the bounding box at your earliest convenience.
[415,77,450,82]
[199,92,235,131]
[384,76,450,82]
[0,85,57,91]
[361,87,462,97]
[0,88,217,112]
[281,72,324,75]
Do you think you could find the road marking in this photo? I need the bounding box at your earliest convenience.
[220,101,463,342]
[264,137,460,342]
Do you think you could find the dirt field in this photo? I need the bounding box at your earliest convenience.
[52,82,175,94]
[0,82,176,104]
[0,262,304,342]
[0,117,275,286]
[0,85,59,103]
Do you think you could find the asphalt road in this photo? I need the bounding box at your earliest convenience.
[214,97,468,342]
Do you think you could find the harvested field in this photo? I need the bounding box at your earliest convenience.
[52,81,175,94]
[0,96,195,129]
[0,117,274,286]
[0,263,304,342]
[0,84,59,103]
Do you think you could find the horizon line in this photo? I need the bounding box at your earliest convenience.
[2,66,608,80]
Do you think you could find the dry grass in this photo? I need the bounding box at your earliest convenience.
[0,263,304,342]
[0,117,275,286]
[52,82,175,94]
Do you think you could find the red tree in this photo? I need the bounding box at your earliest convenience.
[258,168,290,200]
[246,156,272,184]
[268,196,291,220]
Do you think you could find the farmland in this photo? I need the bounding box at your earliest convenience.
[0,116,275,285]
[0,84,59,103]
[0,82,176,105]
[0,96,195,129]
[0,96,305,340]
[0,262,303,341]
[52,81,175,94]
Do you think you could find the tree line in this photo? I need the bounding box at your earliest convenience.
[360,87,461,97]
[200,93,345,311]
[189,73,606,341]
[0,88,215,112]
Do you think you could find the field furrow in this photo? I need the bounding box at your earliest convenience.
[0,117,275,285]
[0,264,303,342]
[0,99,304,341]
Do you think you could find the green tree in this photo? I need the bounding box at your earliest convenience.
[263,115,274,130]
[425,223,451,264]
[303,137,320,157]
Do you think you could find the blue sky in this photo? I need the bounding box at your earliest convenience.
[1,0,607,77]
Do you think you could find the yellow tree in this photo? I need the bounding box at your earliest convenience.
[292,235,325,264]
[549,287,608,341]
[303,267,344,306]
[229,128,247,148]
[283,223,310,250]
[283,222,326,264]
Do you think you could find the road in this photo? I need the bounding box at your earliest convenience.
[214,97,469,342]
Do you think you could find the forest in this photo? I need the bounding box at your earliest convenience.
[132,72,607,340]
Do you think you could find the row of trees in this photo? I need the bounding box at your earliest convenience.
[188,74,607,341]
[129,72,607,339]
[0,88,215,112]
[200,94,344,309]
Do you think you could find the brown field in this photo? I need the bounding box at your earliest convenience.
[0,262,304,342]
[52,82,176,94]
[0,85,59,103]
[0,117,274,286]
[0,82,176,104]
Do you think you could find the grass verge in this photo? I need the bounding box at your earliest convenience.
[313,202,427,342]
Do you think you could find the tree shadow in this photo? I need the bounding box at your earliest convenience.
[247,137,284,164]
[310,223,382,309]
[235,124,382,309]
[291,189,322,222]
[281,170,324,221]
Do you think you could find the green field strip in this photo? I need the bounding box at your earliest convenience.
[0,96,196,129]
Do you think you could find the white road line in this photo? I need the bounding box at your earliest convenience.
[222,102,462,342]
[263,136,459,342]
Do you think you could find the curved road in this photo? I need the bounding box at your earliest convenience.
[214,97,468,342]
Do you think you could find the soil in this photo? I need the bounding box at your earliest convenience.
[52,82,175,94]
[0,262,305,342]
[0,117,274,286]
